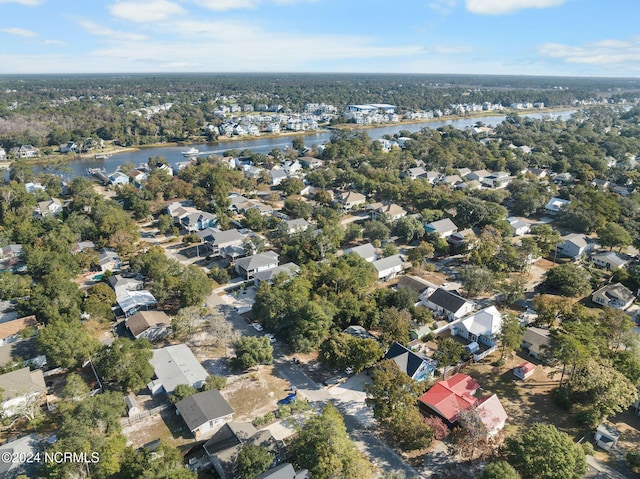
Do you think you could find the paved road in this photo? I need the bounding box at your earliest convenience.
[273,359,424,478]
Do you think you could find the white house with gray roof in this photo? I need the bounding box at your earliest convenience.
[175,389,234,438]
[235,251,279,279]
[148,344,209,395]
[344,243,378,262]
[592,283,635,311]
[424,218,458,239]
[557,233,592,259]
[373,254,406,281]
[592,251,630,270]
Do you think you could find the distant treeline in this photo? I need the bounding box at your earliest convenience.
[0,73,638,149]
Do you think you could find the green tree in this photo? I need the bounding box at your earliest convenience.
[242,208,266,231]
[460,266,495,296]
[394,215,425,243]
[505,423,587,479]
[408,241,434,266]
[171,384,198,403]
[119,441,196,479]
[37,319,101,369]
[319,332,383,374]
[530,224,562,257]
[202,374,227,391]
[364,359,423,421]
[379,307,412,347]
[363,220,390,243]
[499,313,524,359]
[290,403,373,479]
[433,337,466,378]
[280,177,304,196]
[481,461,522,479]
[61,372,89,401]
[96,338,154,392]
[234,336,273,369]
[234,444,274,479]
[544,264,591,297]
[598,222,632,251]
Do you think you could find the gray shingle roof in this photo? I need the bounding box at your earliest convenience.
[175,389,234,432]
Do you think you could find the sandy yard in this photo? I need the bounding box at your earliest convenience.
[222,365,291,421]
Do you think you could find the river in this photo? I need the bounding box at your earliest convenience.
[31,109,576,179]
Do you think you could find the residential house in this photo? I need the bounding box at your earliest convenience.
[229,196,273,216]
[447,228,477,249]
[235,251,279,279]
[424,171,444,185]
[283,218,311,235]
[109,171,129,186]
[197,228,247,256]
[299,156,323,169]
[204,422,284,479]
[167,202,217,232]
[525,168,547,180]
[424,218,458,239]
[591,178,611,190]
[35,198,63,218]
[148,344,209,395]
[404,167,427,180]
[343,243,378,262]
[11,145,38,159]
[98,248,122,272]
[592,251,630,270]
[0,338,46,370]
[481,171,512,188]
[451,306,502,347]
[25,182,45,194]
[268,168,288,186]
[545,197,571,214]
[0,244,23,262]
[384,342,436,382]
[343,325,378,341]
[369,203,407,222]
[337,191,366,210]
[60,141,78,153]
[117,289,157,318]
[418,373,480,423]
[422,288,475,321]
[255,464,309,479]
[175,389,234,438]
[372,254,406,281]
[253,263,300,286]
[396,275,438,297]
[282,160,302,176]
[592,283,635,310]
[126,311,170,341]
[0,315,37,346]
[243,165,264,180]
[475,394,508,437]
[556,233,592,259]
[553,172,574,185]
[513,361,535,380]
[441,175,464,187]
[0,367,46,418]
[0,147,6,162]
[521,326,551,361]
[108,274,143,295]
[465,169,491,182]
[612,185,633,196]
[0,434,41,478]
[507,217,531,236]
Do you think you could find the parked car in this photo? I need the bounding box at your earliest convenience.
[277,392,297,405]
[251,322,264,332]
[264,333,276,343]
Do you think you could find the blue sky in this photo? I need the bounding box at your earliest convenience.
[1,0,639,76]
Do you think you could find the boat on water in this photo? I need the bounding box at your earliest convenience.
[95,153,112,160]
[181,147,199,157]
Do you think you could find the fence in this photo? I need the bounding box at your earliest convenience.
[121,403,171,426]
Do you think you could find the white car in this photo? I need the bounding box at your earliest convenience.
[264,333,276,343]
[251,322,264,332]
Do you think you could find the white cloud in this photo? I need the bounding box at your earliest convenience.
[1,27,37,37]
[0,0,43,5]
[465,0,565,15]
[539,38,640,67]
[432,44,473,54]
[76,18,148,41]
[43,39,67,46]
[428,0,457,15]
[108,0,186,22]
[191,0,259,10]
